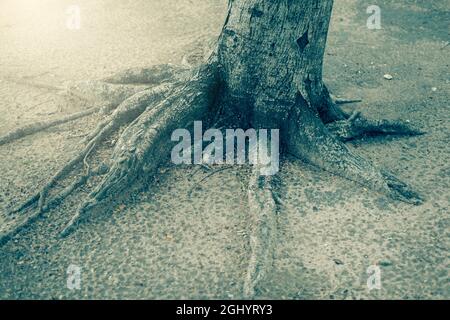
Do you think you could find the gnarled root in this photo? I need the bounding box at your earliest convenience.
[326,111,425,142]
[0,164,108,246]
[287,102,423,205]
[0,105,106,147]
[0,65,186,147]
[102,64,190,85]
[0,82,144,146]
[3,80,178,245]
[60,62,220,237]
[317,87,424,142]
[64,81,151,106]
[243,169,278,298]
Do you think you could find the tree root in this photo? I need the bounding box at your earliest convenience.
[319,90,424,142]
[0,152,108,246]
[243,169,278,298]
[326,111,425,142]
[60,62,219,237]
[187,166,233,198]
[2,63,205,243]
[287,103,424,205]
[2,77,64,91]
[64,80,151,106]
[0,82,143,146]
[7,82,176,222]
[0,104,108,146]
[81,83,175,144]
[330,94,362,105]
[316,86,350,124]
[2,61,424,303]
[0,65,187,147]
[102,64,190,85]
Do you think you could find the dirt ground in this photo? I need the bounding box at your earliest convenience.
[0,0,448,299]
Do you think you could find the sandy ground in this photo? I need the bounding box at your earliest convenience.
[0,0,448,299]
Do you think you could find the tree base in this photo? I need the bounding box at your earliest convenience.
[326,111,425,142]
[0,59,424,297]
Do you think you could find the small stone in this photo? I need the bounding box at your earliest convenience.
[383,74,393,80]
[431,87,437,92]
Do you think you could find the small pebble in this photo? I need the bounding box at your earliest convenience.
[383,74,393,80]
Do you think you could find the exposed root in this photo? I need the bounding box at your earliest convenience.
[0,160,108,246]
[0,169,108,246]
[102,64,190,85]
[326,111,425,142]
[188,166,232,198]
[243,168,278,298]
[0,65,187,147]
[82,83,175,143]
[330,94,362,105]
[287,102,424,205]
[7,83,174,223]
[2,58,424,273]
[2,77,64,91]
[319,89,424,142]
[60,62,219,237]
[64,80,151,106]
[43,164,108,213]
[316,86,350,124]
[0,104,108,146]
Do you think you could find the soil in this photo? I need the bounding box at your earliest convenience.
[0,0,448,299]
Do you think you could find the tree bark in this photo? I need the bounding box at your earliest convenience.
[218,0,338,130]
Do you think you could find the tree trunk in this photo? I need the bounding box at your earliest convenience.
[218,0,342,130]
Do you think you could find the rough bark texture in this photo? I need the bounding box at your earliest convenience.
[218,0,336,129]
